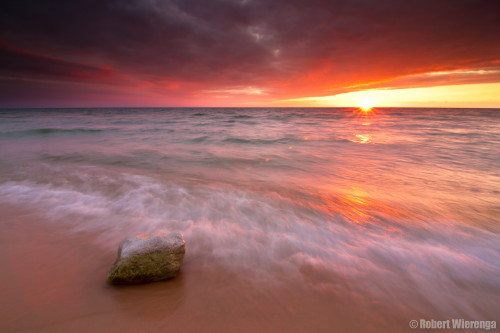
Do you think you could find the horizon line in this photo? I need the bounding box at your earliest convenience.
[1,106,500,110]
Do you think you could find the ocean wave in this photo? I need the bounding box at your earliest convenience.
[0,128,108,138]
[40,150,170,169]
[0,175,498,317]
[222,137,293,145]
[191,135,210,143]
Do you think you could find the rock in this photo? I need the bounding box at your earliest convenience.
[107,232,185,284]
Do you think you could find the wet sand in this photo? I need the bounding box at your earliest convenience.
[0,204,414,333]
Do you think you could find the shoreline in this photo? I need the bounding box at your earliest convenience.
[0,203,414,332]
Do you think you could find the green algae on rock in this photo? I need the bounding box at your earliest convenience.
[107,232,185,284]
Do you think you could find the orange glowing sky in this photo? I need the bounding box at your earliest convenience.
[1,0,499,108]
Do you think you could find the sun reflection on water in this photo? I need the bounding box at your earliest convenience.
[353,134,372,144]
[344,107,388,144]
[310,186,413,227]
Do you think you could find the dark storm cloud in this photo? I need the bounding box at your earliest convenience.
[1,0,277,81]
[1,0,500,105]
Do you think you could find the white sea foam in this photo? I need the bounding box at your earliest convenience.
[1,170,498,318]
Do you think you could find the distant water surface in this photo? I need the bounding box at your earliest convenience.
[0,108,498,332]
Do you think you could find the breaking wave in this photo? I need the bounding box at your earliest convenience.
[0,172,498,318]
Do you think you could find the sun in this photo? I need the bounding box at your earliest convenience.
[360,101,373,112]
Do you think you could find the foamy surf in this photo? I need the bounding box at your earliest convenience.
[0,171,498,319]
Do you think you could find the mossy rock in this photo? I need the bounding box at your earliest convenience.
[107,232,185,284]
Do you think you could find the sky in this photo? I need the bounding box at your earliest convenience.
[1,0,500,108]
